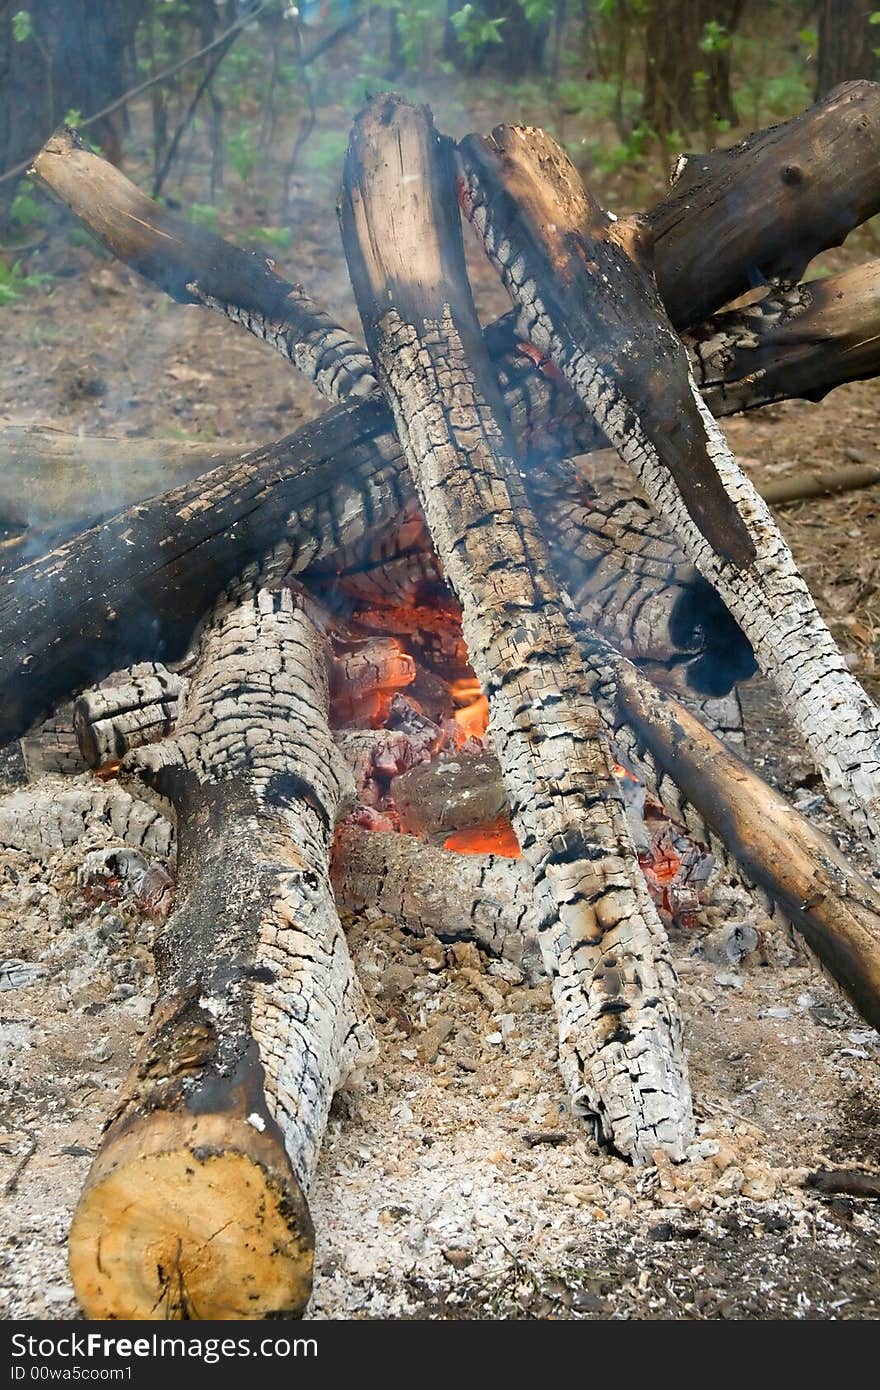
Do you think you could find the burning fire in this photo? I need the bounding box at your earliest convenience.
[450,676,490,740]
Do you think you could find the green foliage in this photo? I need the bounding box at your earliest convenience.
[8,186,44,236]
[228,126,258,183]
[0,260,50,305]
[187,202,221,232]
[518,0,554,26]
[11,10,32,42]
[249,224,293,248]
[450,5,506,60]
[699,19,731,55]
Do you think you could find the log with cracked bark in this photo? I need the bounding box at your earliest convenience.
[689,260,880,416]
[74,662,185,771]
[0,339,596,745]
[11,88,880,724]
[341,94,693,1163]
[68,585,375,1321]
[31,127,378,405]
[458,123,880,858]
[332,826,542,980]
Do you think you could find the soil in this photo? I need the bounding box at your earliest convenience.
[1,54,879,1322]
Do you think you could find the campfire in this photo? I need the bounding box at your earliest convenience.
[3,80,880,1320]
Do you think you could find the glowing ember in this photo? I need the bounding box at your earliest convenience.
[450,676,490,740]
[444,818,521,858]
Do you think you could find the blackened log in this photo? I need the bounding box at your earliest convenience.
[649,80,880,329]
[459,123,880,857]
[69,586,374,1320]
[341,95,692,1163]
[689,260,880,415]
[0,348,596,748]
[31,127,378,404]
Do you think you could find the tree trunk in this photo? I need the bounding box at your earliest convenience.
[817,0,878,96]
[642,0,742,139]
[341,94,693,1163]
[69,585,375,1321]
[0,0,144,222]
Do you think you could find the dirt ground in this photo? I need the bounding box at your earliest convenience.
[1,69,880,1321]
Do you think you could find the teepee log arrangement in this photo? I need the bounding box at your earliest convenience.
[4,82,880,1317]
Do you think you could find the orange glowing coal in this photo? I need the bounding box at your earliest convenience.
[450,676,490,740]
[444,817,521,858]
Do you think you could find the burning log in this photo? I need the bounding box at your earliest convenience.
[459,125,880,858]
[648,80,880,330]
[333,826,541,979]
[31,127,378,405]
[690,260,880,416]
[0,339,595,745]
[68,585,374,1320]
[74,662,185,771]
[341,95,692,1163]
[10,83,880,731]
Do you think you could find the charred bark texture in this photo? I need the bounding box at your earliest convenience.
[689,260,880,414]
[459,122,880,857]
[341,95,692,1163]
[31,127,378,404]
[649,80,880,329]
[68,586,374,1321]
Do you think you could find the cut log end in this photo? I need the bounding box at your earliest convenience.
[69,1112,313,1321]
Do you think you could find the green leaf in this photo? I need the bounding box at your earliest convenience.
[12,10,32,42]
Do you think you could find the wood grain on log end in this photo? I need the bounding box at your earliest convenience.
[69,1108,313,1320]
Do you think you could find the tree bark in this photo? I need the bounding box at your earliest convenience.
[459,122,880,858]
[650,80,880,329]
[817,1,878,97]
[69,585,375,1321]
[341,94,693,1164]
[0,0,144,221]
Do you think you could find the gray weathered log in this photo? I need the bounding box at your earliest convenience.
[74,662,185,770]
[68,585,375,1320]
[333,825,542,979]
[341,94,693,1163]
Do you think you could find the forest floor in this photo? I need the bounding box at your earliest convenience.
[1,60,880,1321]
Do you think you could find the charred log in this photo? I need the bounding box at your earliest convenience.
[332,826,541,979]
[459,123,880,857]
[649,80,880,329]
[341,95,693,1163]
[31,127,378,404]
[689,260,880,415]
[68,586,374,1320]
